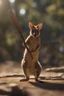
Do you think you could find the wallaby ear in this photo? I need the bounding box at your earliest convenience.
[29,22,34,29]
[37,23,43,30]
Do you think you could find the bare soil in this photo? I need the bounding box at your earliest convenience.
[0,61,64,96]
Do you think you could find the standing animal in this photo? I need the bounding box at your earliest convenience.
[21,22,43,81]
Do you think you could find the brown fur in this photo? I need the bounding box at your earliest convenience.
[21,22,43,81]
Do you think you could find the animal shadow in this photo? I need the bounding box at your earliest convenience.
[0,86,29,96]
[29,80,64,90]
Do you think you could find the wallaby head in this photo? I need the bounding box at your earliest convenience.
[29,22,43,37]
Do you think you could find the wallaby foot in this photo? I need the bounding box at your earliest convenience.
[35,78,39,82]
[25,76,29,81]
[20,76,29,82]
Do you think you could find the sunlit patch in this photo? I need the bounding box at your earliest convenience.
[59,46,64,52]
[9,0,15,3]
[0,0,2,5]
[19,8,26,15]
[32,2,37,8]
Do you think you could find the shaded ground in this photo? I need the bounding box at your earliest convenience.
[0,61,64,96]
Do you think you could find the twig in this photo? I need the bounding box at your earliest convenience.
[9,10,33,59]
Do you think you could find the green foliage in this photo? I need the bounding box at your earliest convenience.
[0,0,64,66]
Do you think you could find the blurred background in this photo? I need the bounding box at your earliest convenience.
[0,0,64,67]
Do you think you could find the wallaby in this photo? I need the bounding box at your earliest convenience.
[21,22,43,81]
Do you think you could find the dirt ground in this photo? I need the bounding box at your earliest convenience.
[0,61,64,96]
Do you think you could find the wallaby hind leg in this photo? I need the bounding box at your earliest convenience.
[22,61,30,81]
[35,61,42,81]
